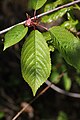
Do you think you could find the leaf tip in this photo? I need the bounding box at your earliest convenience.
[33,91,37,96]
[32,87,38,96]
[3,46,6,51]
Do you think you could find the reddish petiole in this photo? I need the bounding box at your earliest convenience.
[25,13,48,31]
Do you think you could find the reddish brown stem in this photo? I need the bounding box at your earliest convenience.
[1,0,80,34]
[36,23,48,31]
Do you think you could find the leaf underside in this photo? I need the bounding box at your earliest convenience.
[21,30,51,95]
[49,26,80,71]
[4,25,28,50]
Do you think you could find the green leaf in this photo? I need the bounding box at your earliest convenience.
[61,20,78,32]
[50,71,60,84]
[41,0,72,23]
[31,0,47,10]
[61,9,79,32]
[63,73,71,91]
[49,26,80,71]
[42,8,68,23]
[44,0,69,12]
[42,32,54,52]
[4,25,28,50]
[57,111,68,120]
[42,31,51,41]
[21,30,51,95]
[50,8,67,21]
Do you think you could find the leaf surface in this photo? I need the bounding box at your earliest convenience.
[42,8,67,23]
[4,25,28,50]
[31,0,47,10]
[49,26,80,71]
[44,0,68,12]
[21,30,51,95]
[43,32,54,52]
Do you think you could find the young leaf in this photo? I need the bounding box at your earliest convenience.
[49,26,80,71]
[4,25,28,50]
[31,0,47,10]
[21,30,51,95]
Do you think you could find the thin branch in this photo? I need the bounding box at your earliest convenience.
[0,0,80,35]
[76,31,80,35]
[12,84,51,120]
[12,72,64,120]
[0,20,26,35]
[45,80,80,98]
[12,71,80,120]
[37,0,80,18]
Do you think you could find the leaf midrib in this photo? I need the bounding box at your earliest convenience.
[34,30,37,91]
